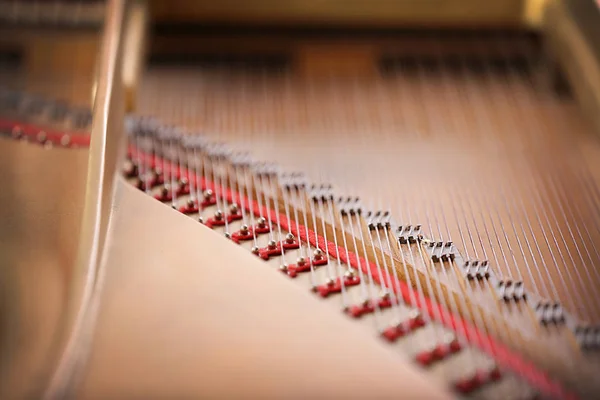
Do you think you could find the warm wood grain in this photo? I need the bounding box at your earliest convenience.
[149,0,524,26]
[0,139,89,400]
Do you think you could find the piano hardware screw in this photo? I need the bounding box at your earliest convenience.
[203,189,213,199]
[60,134,71,147]
[240,225,249,234]
[279,264,288,272]
[443,333,456,346]
[251,246,259,254]
[285,233,295,243]
[37,131,47,143]
[11,126,23,139]
[214,210,224,220]
[314,248,323,259]
[267,240,277,249]
[297,257,306,265]
[230,203,239,214]
[257,217,267,228]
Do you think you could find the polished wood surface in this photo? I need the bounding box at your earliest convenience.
[0,139,89,399]
[0,29,99,108]
[544,0,600,135]
[149,0,525,27]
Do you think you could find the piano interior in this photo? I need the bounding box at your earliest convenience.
[1,1,600,399]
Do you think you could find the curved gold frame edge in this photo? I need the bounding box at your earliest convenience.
[42,1,128,398]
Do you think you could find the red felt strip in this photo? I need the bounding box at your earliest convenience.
[0,119,91,147]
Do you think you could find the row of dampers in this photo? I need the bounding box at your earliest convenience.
[123,167,536,400]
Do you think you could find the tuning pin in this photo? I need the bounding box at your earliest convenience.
[313,248,324,260]
[21,95,47,116]
[49,101,69,121]
[70,108,93,129]
[60,134,72,147]
[0,89,21,111]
